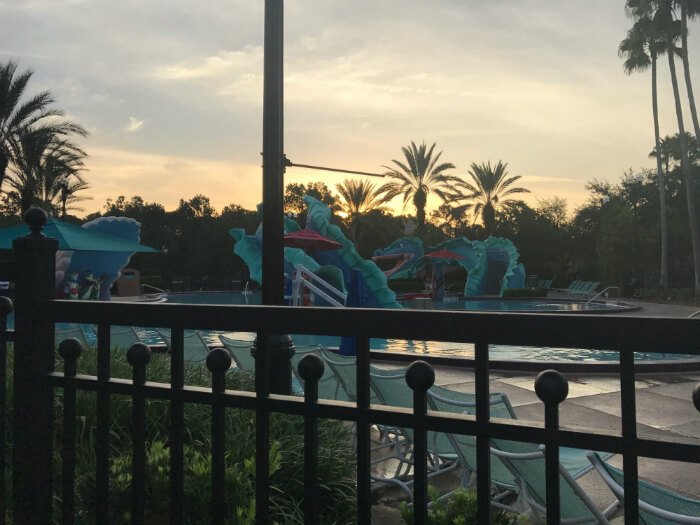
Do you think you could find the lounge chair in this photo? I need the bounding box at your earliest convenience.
[537,279,553,290]
[568,282,600,297]
[588,452,700,524]
[158,328,211,363]
[109,326,143,350]
[368,366,461,499]
[218,335,256,371]
[427,385,521,502]
[490,438,619,523]
[319,347,382,403]
[291,345,349,401]
[428,385,617,516]
[55,325,91,348]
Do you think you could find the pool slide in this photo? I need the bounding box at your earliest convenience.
[229,196,401,309]
[374,235,525,297]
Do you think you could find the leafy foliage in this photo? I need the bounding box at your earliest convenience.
[378,141,460,232]
[13,349,358,524]
[458,161,530,234]
[400,488,520,524]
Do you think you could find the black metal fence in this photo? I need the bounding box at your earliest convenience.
[4,212,700,524]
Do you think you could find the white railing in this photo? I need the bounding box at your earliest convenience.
[139,283,168,302]
[585,286,620,306]
[290,265,347,307]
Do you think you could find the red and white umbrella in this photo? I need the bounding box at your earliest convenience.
[424,249,463,261]
[283,229,342,251]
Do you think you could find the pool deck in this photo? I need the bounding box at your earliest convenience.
[372,299,700,523]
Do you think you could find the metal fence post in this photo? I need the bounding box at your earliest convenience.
[535,369,569,525]
[0,296,13,525]
[298,353,324,525]
[252,334,295,395]
[406,361,435,525]
[12,208,57,524]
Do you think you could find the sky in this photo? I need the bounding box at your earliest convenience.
[2,0,700,218]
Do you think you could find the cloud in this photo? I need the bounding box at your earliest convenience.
[125,117,145,133]
[83,145,261,213]
[154,47,263,81]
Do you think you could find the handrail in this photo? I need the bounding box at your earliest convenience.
[689,310,700,318]
[585,286,620,306]
[290,265,347,307]
[141,283,167,295]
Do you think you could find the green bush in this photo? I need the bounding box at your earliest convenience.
[400,488,520,524]
[503,288,548,298]
[8,347,357,524]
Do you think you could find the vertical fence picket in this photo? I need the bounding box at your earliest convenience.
[298,354,324,525]
[170,326,185,525]
[406,361,435,525]
[127,343,151,525]
[96,322,111,523]
[0,297,12,525]
[474,342,491,524]
[534,370,569,525]
[254,333,270,525]
[619,350,639,524]
[355,337,372,524]
[207,348,232,525]
[58,339,83,525]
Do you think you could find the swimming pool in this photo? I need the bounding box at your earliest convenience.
[150,292,682,363]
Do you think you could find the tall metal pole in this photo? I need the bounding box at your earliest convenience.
[261,0,285,306]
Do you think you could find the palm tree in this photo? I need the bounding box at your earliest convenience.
[459,161,530,235]
[620,13,670,288]
[630,0,700,295]
[657,0,700,295]
[0,60,85,192]
[336,179,387,219]
[336,179,388,244]
[678,0,700,144]
[377,141,460,233]
[7,126,87,215]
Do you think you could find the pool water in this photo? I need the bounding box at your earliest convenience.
[145,292,681,362]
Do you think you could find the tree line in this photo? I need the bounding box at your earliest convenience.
[80,148,699,300]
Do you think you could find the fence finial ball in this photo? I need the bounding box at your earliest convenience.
[206,347,232,374]
[406,361,435,392]
[58,338,83,361]
[0,296,12,317]
[298,353,324,383]
[535,369,569,405]
[127,343,152,367]
[693,384,700,413]
[24,207,47,236]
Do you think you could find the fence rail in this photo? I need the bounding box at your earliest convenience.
[4,210,700,524]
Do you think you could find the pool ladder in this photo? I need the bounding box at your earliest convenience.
[584,286,620,306]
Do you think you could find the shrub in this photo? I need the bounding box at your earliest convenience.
[7,347,357,524]
[400,488,520,524]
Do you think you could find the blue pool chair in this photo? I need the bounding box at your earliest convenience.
[218,335,256,370]
[158,328,211,363]
[588,452,700,524]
